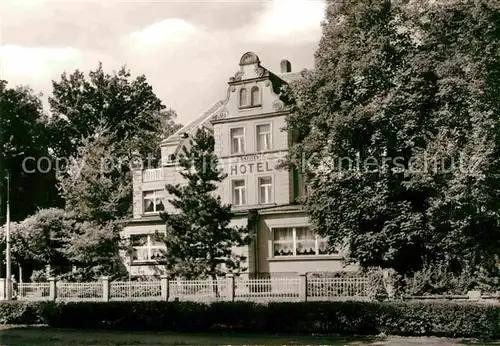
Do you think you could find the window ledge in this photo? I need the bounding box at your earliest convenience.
[268,255,342,262]
[131,260,165,266]
[141,213,163,217]
[238,105,262,110]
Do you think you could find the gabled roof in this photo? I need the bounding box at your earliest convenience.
[161,100,225,146]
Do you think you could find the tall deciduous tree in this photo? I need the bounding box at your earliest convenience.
[160,128,250,280]
[0,80,61,224]
[47,63,180,162]
[50,64,181,219]
[283,0,500,276]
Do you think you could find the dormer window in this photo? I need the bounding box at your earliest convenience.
[240,88,248,107]
[251,86,260,106]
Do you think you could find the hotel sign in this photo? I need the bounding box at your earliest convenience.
[226,153,283,176]
[230,161,274,175]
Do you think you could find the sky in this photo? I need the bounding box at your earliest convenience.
[0,0,326,125]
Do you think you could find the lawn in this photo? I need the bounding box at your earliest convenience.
[0,326,496,345]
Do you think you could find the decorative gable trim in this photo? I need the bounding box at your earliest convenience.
[211,109,290,125]
[239,51,260,66]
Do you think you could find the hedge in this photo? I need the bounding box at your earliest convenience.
[0,300,499,339]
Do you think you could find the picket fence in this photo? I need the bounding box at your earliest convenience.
[15,275,370,302]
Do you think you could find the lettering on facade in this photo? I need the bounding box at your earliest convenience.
[239,154,266,162]
[230,161,274,175]
[236,152,286,162]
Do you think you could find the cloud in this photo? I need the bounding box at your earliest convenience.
[113,0,324,123]
[1,0,323,125]
[121,0,326,53]
[243,0,326,44]
[2,0,46,12]
[126,18,203,53]
[0,45,83,82]
[0,44,121,108]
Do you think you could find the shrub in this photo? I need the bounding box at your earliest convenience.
[306,271,362,278]
[364,268,388,300]
[0,300,499,339]
[30,269,49,283]
[397,264,500,296]
[0,301,45,324]
[378,301,500,339]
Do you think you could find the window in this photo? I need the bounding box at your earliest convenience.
[256,124,271,151]
[272,227,338,257]
[143,190,165,214]
[296,227,316,255]
[239,88,248,107]
[131,233,165,262]
[258,176,272,204]
[232,180,246,206]
[251,86,260,106]
[231,127,245,154]
[273,228,294,256]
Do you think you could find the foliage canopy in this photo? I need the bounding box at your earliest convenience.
[283,0,500,275]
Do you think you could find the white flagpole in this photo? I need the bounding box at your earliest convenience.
[5,174,11,300]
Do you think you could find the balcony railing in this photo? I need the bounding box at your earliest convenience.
[142,168,164,182]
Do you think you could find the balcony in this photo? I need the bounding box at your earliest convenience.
[142,168,164,182]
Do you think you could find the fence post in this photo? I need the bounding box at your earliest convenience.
[0,278,5,300]
[467,290,481,301]
[382,269,395,300]
[102,276,110,302]
[227,274,235,301]
[160,275,169,301]
[299,274,307,302]
[49,277,57,301]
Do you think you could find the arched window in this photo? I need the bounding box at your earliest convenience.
[251,86,260,106]
[239,88,248,107]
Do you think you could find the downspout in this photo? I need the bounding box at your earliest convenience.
[254,212,260,276]
[292,167,299,203]
[247,209,259,277]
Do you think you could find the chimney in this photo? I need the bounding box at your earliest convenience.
[280,59,292,73]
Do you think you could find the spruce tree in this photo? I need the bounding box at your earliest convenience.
[160,128,250,281]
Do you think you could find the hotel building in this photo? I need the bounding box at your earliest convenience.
[123,52,353,278]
